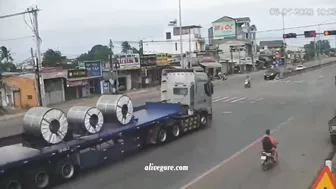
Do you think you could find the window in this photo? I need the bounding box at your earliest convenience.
[173,88,188,96]
[166,32,171,40]
[175,43,178,51]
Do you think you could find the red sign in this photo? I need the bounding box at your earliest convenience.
[215,24,233,31]
[67,80,88,87]
[311,166,336,189]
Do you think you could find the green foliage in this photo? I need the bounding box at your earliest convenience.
[0,46,16,72]
[121,41,139,53]
[304,40,331,60]
[77,45,110,61]
[42,49,66,67]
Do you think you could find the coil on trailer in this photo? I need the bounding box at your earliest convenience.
[23,107,68,144]
[96,95,134,125]
[67,106,104,134]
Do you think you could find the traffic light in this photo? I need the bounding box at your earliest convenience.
[283,33,297,39]
[304,30,316,38]
[324,30,336,36]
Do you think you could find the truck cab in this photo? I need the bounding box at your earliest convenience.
[161,68,213,117]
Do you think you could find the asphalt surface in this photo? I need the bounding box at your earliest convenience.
[46,62,336,189]
[1,57,336,189]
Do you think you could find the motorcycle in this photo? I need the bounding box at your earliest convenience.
[222,74,227,80]
[261,143,278,171]
[244,79,251,88]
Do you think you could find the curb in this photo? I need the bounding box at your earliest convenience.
[282,61,336,79]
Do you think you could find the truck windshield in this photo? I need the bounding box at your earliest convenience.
[173,88,188,95]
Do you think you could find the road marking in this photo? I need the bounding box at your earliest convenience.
[250,97,263,104]
[231,97,246,103]
[280,101,287,104]
[295,80,303,83]
[180,116,294,189]
[212,96,221,100]
[213,97,229,102]
[222,111,232,114]
[286,80,291,83]
[222,97,237,102]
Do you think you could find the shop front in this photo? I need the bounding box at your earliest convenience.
[65,69,90,100]
[114,53,141,91]
[140,54,158,88]
[84,60,103,93]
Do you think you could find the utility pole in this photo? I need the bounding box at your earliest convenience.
[317,24,321,66]
[188,30,191,68]
[31,7,46,106]
[282,13,287,75]
[178,0,184,68]
[109,39,114,93]
[31,48,42,106]
[0,7,46,106]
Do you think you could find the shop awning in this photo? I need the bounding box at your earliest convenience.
[200,62,222,68]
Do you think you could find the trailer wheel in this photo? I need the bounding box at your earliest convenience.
[157,128,167,143]
[0,177,22,189]
[24,167,50,189]
[55,159,76,180]
[200,113,208,128]
[171,125,180,137]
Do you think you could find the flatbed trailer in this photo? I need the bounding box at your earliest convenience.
[0,102,210,189]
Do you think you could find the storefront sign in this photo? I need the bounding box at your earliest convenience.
[68,69,88,78]
[155,54,169,66]
[67,80,88,87]
[84,61,102,77]
[140,54,156,67]
[42,67,66,79]
[213,20,236,38]
[114,53,140,70]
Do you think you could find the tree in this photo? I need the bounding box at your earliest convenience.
[121,41,139,53]
[77,45,110,61]
[0,46,13,63]
[304,40,331,60]
[42,49,66,67]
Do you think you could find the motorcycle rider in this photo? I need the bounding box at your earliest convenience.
[245,76,251,86]
[262,129,278,162]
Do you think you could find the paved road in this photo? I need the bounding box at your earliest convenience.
[46,62,336,189]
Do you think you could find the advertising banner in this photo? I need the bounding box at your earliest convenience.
[68,69,88,78]
[213,21,236,38]
[155,54,169,66]
[114,53,141,70]
[84,61,102,77]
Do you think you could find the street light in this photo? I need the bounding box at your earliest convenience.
[178,0,184,68]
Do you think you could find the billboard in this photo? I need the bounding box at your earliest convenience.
[114,53,140,70]
[213,21,236,38]
[84,61,102,77]
[68,69,88,78]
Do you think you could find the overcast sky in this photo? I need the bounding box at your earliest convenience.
[0,0,336,62]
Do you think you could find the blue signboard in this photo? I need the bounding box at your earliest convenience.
[275,59,281,65]
[85,61,102,77]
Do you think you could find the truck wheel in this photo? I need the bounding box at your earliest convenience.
[0,177,22,189]
[24,167,50,189]
[171,125,180,138]
[157,128,167,143]
[200,113,208,128]
[55,159,76,180]
[331,135,336,145]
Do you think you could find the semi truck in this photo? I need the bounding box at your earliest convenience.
[0,68,214,189]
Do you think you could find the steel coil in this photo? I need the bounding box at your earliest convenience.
[67,106,104,134]
[23,107,68,144]
[96,95,134,125]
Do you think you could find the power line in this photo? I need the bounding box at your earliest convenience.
[0,36,34,42]
[0,8,40,19]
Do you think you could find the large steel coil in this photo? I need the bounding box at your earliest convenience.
[23,107,68,144]
[67,106,104,134]
[96,95,134,125]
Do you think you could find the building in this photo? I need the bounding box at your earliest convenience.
[143,23,206,56]
[208,16,257,72]
[102,52,141,91]
[140,53,170,87]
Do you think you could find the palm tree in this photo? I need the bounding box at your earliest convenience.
[0,46,14,63]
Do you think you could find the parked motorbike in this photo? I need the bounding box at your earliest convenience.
[244,79,251,88]
[222,74,227,80]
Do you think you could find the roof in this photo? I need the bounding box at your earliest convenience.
[259,40,285,48]
[200,62,222,68]
[212,16,251,24]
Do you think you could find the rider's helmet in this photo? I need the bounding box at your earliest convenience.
[265,129,270,135]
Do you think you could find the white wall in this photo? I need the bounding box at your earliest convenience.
[143,27,204,55]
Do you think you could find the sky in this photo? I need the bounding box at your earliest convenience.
[0,0,336,63]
